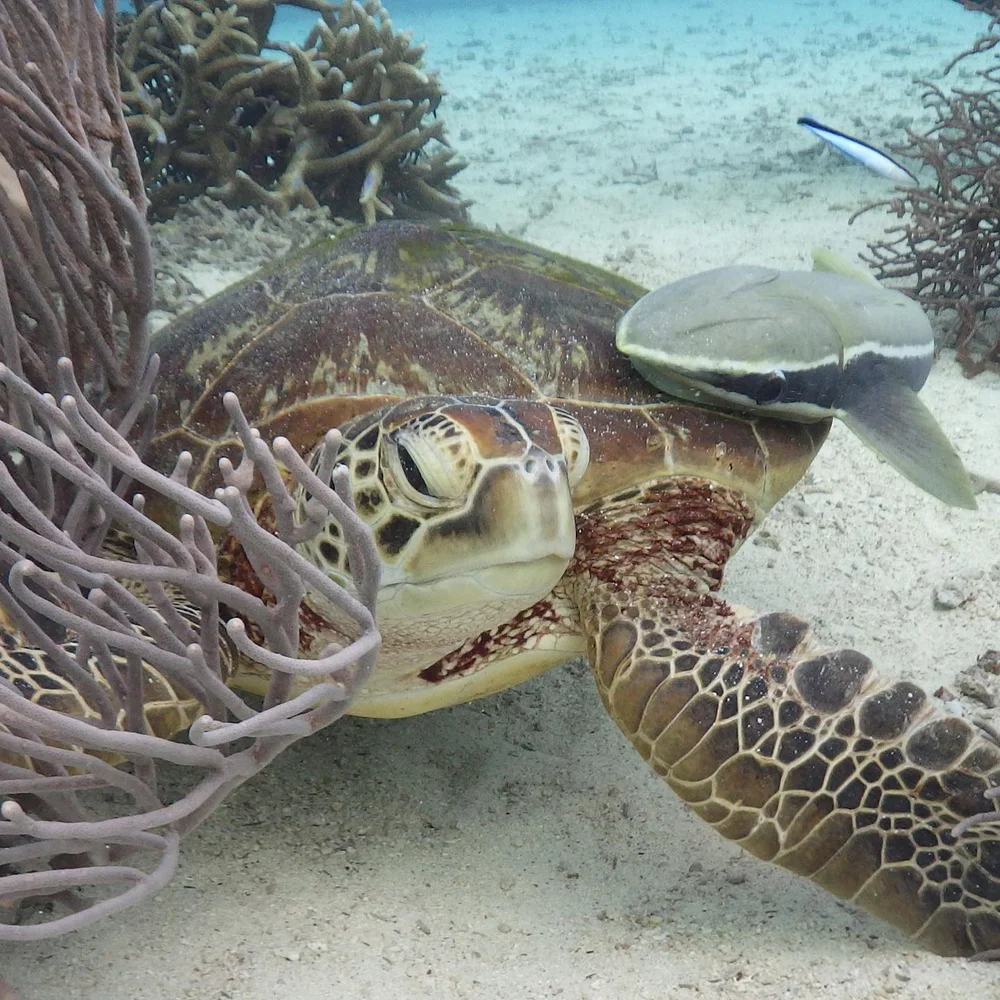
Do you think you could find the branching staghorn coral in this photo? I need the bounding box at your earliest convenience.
[0,0,380,939]
[119,0,470,223]
[853,25,1000,375]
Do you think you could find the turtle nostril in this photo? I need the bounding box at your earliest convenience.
[545,457,557,474]
[525,458,538,474]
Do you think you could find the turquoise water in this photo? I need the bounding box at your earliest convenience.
[117,1,994,53]
[104,0,1000,293]
[108,0,1000,276]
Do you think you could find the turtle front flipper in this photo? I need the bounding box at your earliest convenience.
[569,485,1000,958]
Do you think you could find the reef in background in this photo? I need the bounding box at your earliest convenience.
[118,0,469,223]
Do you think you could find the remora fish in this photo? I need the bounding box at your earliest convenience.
[615,253,976,508]
[797,116,917,185]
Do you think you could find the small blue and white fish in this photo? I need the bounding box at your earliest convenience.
[797,116,917,185]
[615,253,976,509]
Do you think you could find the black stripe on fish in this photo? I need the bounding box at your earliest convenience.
[836,351,932,407]
[690,364,841,411]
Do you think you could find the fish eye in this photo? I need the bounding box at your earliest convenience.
[754,369,787,405]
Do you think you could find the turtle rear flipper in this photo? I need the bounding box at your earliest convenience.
[571,480,1000,958]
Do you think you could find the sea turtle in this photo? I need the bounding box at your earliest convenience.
[10,221,1000,956]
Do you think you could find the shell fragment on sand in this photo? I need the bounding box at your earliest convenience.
[615,261,976,509]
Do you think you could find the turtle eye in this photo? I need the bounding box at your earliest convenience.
[384,423,473,506]
[396,441,431,497]
[551,407,590,490]
[754,369,787,406]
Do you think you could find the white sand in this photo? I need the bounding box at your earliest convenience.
[4,0,1000,997]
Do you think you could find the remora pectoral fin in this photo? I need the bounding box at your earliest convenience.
[838,379,977,509]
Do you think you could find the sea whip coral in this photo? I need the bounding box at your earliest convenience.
[0,0,380,939]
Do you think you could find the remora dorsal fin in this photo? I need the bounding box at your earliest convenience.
[838,378,976,509]
[811,248,881,287]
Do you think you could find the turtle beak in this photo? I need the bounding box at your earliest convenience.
[377,444,576,640]
[420,445,577,577]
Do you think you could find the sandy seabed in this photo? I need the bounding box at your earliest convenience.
[4,0,1000,997]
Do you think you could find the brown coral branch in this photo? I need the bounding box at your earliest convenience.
[953,1,1000,20]
[854,33,1000,376]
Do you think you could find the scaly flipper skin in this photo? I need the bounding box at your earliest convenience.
[570,479,1000,958]
[0,597,230,768]
[0,633,210,769]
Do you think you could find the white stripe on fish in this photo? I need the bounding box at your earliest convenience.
[797,116,917,185]
[625,339,935,378]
